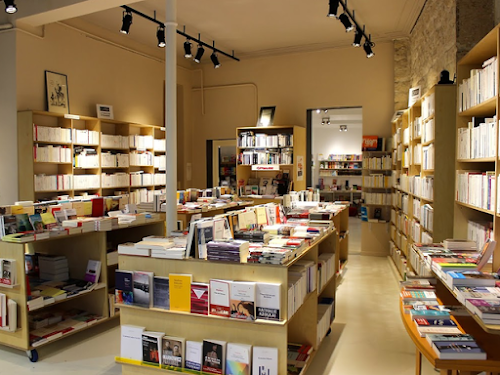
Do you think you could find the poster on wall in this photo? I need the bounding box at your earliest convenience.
[45,70,69,114]
[96,104,114,119]
[297,155,304,181]
[408,86,421,107]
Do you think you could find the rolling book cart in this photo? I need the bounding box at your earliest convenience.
[0,217,164,362]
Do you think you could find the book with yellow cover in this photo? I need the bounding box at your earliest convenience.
[169,273,192,312]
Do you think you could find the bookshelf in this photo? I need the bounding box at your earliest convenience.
[360,150,392,256]
[390,84,456,278]
[236,126,306,196]
[0,217,164,361]
[18,111,165,204]
[116,227,340,375]
[453,24,500,270]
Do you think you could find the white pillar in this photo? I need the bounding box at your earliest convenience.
[0,28,18,204]
[165,0,177,235]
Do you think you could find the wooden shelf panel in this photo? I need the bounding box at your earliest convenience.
[457,157,496,163]
[455,201,494,215]
[459,96,497,117]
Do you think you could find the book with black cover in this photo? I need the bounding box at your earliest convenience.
[142,331,164,365]
[115,270,134,305]
[153,276,170,310]
[202,339,226,374]
[133,271,153,308]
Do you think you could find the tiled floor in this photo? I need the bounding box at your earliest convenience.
[1,217,437,374]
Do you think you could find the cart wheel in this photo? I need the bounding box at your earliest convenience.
[326,328,332,336]
[27,349,38,362]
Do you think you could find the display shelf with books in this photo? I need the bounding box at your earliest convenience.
[236,126,306,197]
[454,24,500,271]
[0,208,165,361]
[116,204,346,375]
[18,111,165,204]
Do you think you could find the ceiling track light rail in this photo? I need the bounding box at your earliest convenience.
[120,5,240,62]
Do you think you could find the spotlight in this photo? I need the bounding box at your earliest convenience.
[324,109,328,113]
[157,26,165,48]
[353,27,363,47]
[363,39,374,58]
[327,0,340,18]
[339,13,354,32]
[194,44,205,63]
[184,40,193,58]
[210,51,221,68]
[340,125,348,132]
[322,117,330,125]
[120,10,133,34]
[316,109,321,114]
[4,0,16,14]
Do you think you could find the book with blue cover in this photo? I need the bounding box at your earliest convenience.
[115,270,133,305]
[431,341,487,360]
[410,309,450,320]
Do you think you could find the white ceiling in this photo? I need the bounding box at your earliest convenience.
[27,0,426,63]
[312,107,363,129]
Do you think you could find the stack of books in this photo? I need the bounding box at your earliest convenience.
[465,299,500,324]
[426,333,487,360]
[38,255,69,281]
[206,240,250,263]
[233,230,270,244]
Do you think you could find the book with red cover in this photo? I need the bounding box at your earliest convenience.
[91,197,105,217]
[191,282,209,315]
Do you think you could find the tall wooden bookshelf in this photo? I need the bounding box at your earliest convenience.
[390,84,456,277]
[236,126,306,196]
[453,24,500,270]
[17,111,165,203]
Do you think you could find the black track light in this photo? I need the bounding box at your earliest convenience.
[184,40,192,58]
[120,11,133,34]
[210,51,221,69]
[339,13,354,32]
[363,37,374,58]
[157,26,165,48]
[327,0,340,18]
[194,44,205,63]
[353,27,363,47]
[4,0,16,14]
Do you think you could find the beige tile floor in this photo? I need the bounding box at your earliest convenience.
[0,217,438,374]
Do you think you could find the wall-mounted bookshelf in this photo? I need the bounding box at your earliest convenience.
[18,111,166,204]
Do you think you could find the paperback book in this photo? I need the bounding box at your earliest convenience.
[202,339,226,374]
[153,276,170,310]
[142,331,164,365]
[230,281,256,320]
[191,282,209,315]
[133,271,154,308]
[185,341,203,371]
[162,336,185,368]
[226,342,251,375]
[210,279,231,317]
[256,282,281,321]
[115,270,134,305]
[169,273,192,312]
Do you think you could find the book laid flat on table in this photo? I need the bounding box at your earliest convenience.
[115,270,133,305]
[414,318,462,337]
[445,271,499,288]
[465,299,500,323]
[454,286,500,304]
[400,290,437,301]
[431,341,487,360]
[226,342,251,375]
[162,336,185,368]
[185,341,203,371]
[202,339,226,374]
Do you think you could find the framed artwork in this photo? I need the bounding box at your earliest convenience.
[96,104,114,119]
[257,106,276,127]
[45,70,69,114]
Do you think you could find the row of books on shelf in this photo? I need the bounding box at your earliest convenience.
[238,149,293,165]
[362,175,391,188]
[421,92,435,120]
[457,117,497,160]
[455,170,495,211]
[29,308,105,347]
[102,134,165,151]
[319,161,361,170]
[121,325,281,375]
[0,293,17,332]
[362,156,391,170]
[318,154,362,161]
[363,192,391,205]
[421,204,433,233]
[34,172,167,191]
[238,131,293,148]
[422,144,434,170]
[177,186,235,204]
[458,55,497,113]
[400,282,487,360]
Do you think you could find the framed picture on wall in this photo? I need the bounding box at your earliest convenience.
[45,70,70,114]
[257,106,276,127]
[96,104,114,119]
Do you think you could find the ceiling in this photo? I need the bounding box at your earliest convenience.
[312,107,362,129]
[49,0,426,62]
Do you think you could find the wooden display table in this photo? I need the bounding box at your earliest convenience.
[176,201,253,230]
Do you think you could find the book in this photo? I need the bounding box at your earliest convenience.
[162,336,185,368]
[169,273,192,312]
[252,346,278,375]
[230,281,256,320]
[210,279,231,317]
[185,341,203,371]
[0,259,16,285]
[446,271,499,288]
[431,341,487,360]
[425,333,475,346]
[29,213,44,233]
[16,213,34,232]
[226,342,252,375]
[202,339,226,374]
[256,282,281,321]
[191,282,209,315]
[153,276,170,310]
[133,271,153,308]
[115,270,134,305]
[142,331,164,365]
[400,290,437,301]
[414,318,462,337]
[197,220,214,259]
[409,308,450,320]
[84,260,101,283]
[465,299,500,321]
[121,324,145,361]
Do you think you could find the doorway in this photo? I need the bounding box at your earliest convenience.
[206,139,237,191]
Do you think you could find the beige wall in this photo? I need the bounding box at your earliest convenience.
[190,42,395,188]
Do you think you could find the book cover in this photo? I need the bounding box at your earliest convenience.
[84,260,101,283]
[414,318,458,327]
[400,290,437,301]
[3,215,18,235]
[121,324,145,361]
[133,271,153,308]
[16,213,33,232]
[256,282,281,321]
[230,281,256,320]
[153,276,170,310]
[226,343,251,375]
[40,212,57,230]
[142,331,164,365]
[252,346,278,375]
[432,341,487,360]
[210,279,231,317]
[115,270,134,305]
[425,333,475,345]
[29,213,44,233]
[169,273,192,312]
[466,298,500,319]
[202,339,226,374]
[191,282,209,315]
[197,220,214,259]
[185,341,203,371]
[1,259,15,285]
[162,336,185,368]
[25,254,39,277]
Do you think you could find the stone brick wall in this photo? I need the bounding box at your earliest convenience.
[394,38,410,110]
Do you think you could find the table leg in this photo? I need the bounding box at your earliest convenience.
[439,370,451,375]
[415,349,422,375]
